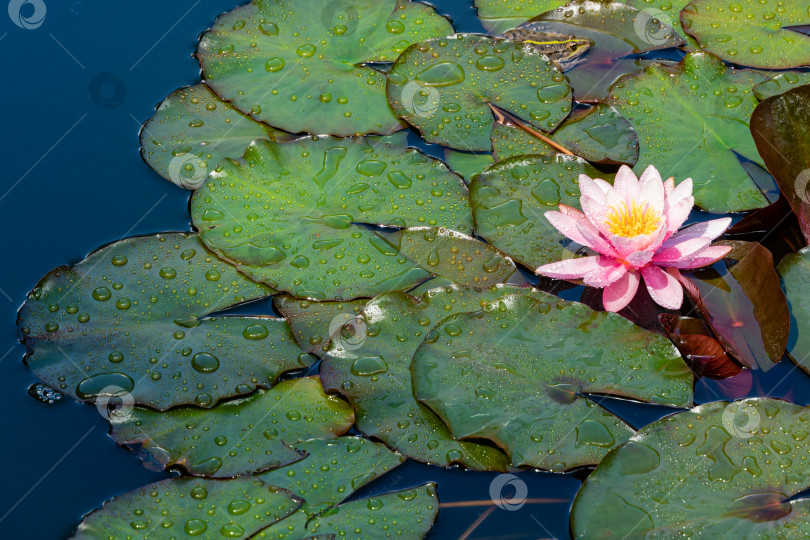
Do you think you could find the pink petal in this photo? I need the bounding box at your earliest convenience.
[593,177,613,194]
[653,237,712,265]
[662,217,732,249]
[639,166,665,214]
[536,256,602,279]
[614,165,640,203]
[578,175,607,204]
[545,211,590,246]
[583,259,627,288]
[607,225,664,257]
[581,194,612,235]
[668,245,733,269]
[641,265,684,310]
[602,270,640,312]
[663,177,675,195]
[665,197,694,234]
[576,222,619,257]
[625,249,655,268]
[669,178,693,203]
[558,203,585,220]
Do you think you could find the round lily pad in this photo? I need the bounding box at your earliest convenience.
[572,398,810,539]
[681,0,810,69]
[17,233,307,410]
[275,296,369,355]
[470,154,613,270]
[491,103,639,166]
[140,84,293,190]
[754,72,810,101]
[191,136,473,301]
[197,0,453,136]
[412,294,693,470]
[626,0,699,49]
[474,0,567,33]
[375,227,518,287]
[111,377,354,477]
[778,247,810,374]
[607,51,770,213]
[321,284,533,470]
[386,34,572,151]
[71,477,301,539]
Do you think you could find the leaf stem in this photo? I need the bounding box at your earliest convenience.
[488,103,574,156]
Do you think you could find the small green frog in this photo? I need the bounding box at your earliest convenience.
[503,27,594,71]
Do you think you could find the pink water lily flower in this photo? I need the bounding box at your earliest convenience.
[535,165,732,312]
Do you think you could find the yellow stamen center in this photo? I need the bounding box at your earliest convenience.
[604,202,661,237]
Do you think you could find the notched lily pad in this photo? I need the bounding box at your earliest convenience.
[626,0,699,49]
[140,84,293,190]
[275,296,369,355]
[375,227,517,286]
[198,0,453,136]
[778,247,810,374]
[443,149,495,183]
[608,52,770,212]
[681,0,810,69]
[470,154,613,270]
[191,136,473,301]
[474,0,568,33]
[754,72,810,101]
[18,233,307,410]
[412,294,693,470]
[71,476,301,539]
[386,33,572,151]
[491,103,639,165]
[572,398,810,539]
[110,377,354,477]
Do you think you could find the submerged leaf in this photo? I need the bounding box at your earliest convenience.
[608,52,770,212]
[140,84,292,190]
[750,84,810,243]
[386,34,572,151]
[18,233,306,410]
[71,477,301,539]
[191,136,473,301]
[659,313,742,379]
[198,0,453,136]
[572,399,810,539]
[681,0,810,69]
[471,154,613,270]
[684,241,789,372]
[111,377,354,477]
[777,247,810,374]
[412,293,692,470]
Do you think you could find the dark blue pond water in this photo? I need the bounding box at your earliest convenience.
[3,1,810,539]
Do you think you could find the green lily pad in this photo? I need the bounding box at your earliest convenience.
[412,294,693,470]
[607,52,770,212]
[572,398,810,539]
[197,0,453,137]
[140,84,293,190]
[110,377,354,477]
[754,72,810,101]
[376,227,517,287]
[443,149,495,183]
[778,247,810,374]
[275,297,369,355]
[321,285,532,470]
[18,233,307,410]
[254,483,438,539]
[625,0,699,49]
[470,154,612,270]
[474,0,567,33]
[681,0,810,69]
[491,104,639,165]
[71,477,301,539]
[257,437,405,515]
[386,34,572,151]
[191,136,473,301]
